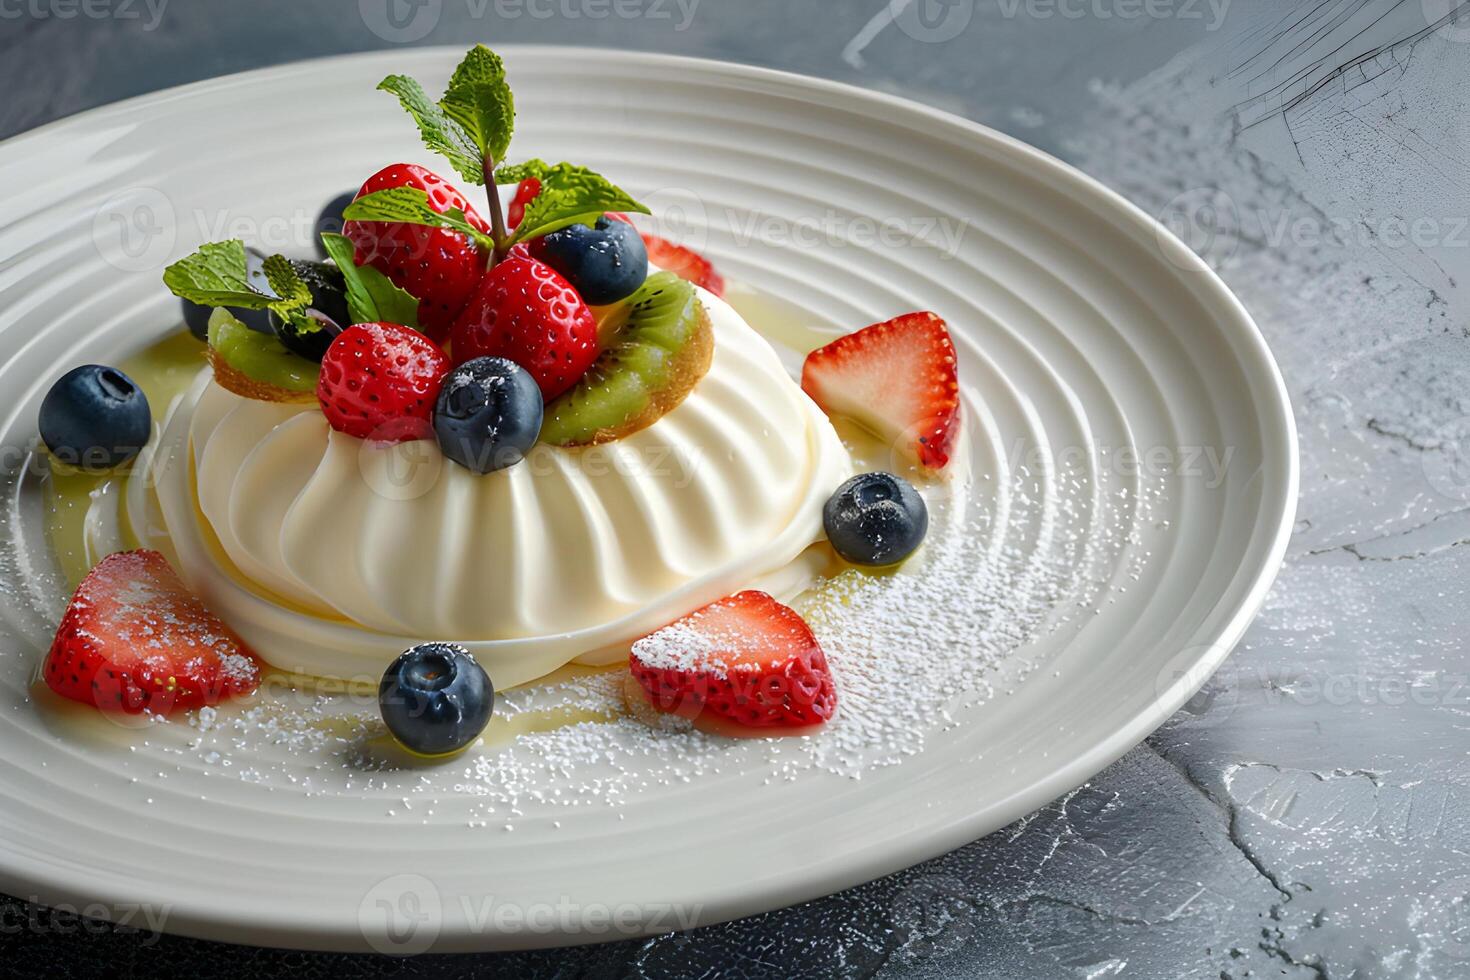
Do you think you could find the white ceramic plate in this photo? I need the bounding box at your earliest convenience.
[0,47,1295,952]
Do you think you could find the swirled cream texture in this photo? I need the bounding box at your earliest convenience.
[127,288,853,687]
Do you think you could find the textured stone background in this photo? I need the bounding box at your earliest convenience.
[2,0,1468,976]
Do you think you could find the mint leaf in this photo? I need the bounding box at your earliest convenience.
[319,233,422,330]
[342,187,496,251]
[162,240,266,308]
[508,162,650,244]
[378,74,484,186]
[378,45,516,186]
[163,241,315,328]
[440,45,514,165]
[494,159,551,183]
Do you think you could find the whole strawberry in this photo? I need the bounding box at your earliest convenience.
[317,322,451,441]
[451,254,599,401]
[343,163,490,341]
[44,550,261,715]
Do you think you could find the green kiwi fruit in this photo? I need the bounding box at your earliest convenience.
[539,272,714,446]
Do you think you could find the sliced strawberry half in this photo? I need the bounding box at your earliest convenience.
[343,163,490,341]
[606,214,724,297]
[629,591,836,729]
[43,550,261,715]
[801,311,961,470]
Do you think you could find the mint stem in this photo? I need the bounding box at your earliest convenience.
[484,152,509,267]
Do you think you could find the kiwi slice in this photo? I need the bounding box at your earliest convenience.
[207,308,320,403]
[540,272,714,447]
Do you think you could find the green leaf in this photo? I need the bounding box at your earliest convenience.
[319,233,422,330]
[342,187,496,252]
[162,240,267,309]
[377,46,516,187]
[494,159,551,183]
[440,45,514,165]
[163,241,317,332]
[508,162,650,244]
[378,74,485,186]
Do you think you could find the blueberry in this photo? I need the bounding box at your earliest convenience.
[534,215,648,306]
[433,357,543,474]
[313,191,357,258]
[181,247,274,340]
[269,259,350,361]
[823,472,928,567]
[39,365,152,470]
[379,643,494,757]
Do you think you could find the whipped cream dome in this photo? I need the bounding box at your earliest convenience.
[127,288,853,687]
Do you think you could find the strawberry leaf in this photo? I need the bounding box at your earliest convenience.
[342,187,496,252]
[319,232,422,330]
[507,162,650,244]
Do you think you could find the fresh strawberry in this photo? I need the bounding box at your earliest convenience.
[343,163,490,341]
[450,254,598,401]
[317,322,451,441]
[629,591,836,729]
[44,550,260,715]
[801,311,961,470]
[507,177,540,229]
[605,214,724,297]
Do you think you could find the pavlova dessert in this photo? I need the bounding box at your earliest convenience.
[35,47,962,756]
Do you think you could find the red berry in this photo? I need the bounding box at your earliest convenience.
[630,591,837,729]
[343,163,489,341]
[507,177,540,229]
[316,322,451,441]
[450,254,598,401]
[43,550,260,715]
[801,311,961,470]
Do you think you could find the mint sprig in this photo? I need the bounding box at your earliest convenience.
[341,187,497,252]
[318,233,421,329]
[378,45,648,266]
[502,162,649,244]
[164,241,325,332]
